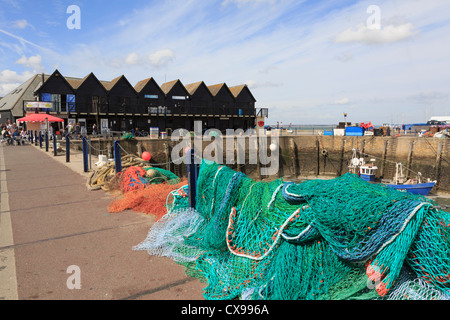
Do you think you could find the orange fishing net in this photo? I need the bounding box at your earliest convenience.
[118,167,148,193]
[107,179,188,221]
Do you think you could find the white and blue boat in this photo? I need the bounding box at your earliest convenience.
[349,149,436,196]
[384,162,436,196]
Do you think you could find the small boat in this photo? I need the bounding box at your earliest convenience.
[384,162,436,196]
[348,149,436,196]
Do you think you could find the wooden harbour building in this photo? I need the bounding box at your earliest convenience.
[0,69,268,135]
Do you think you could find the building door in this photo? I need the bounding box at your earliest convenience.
[92,96,99,113]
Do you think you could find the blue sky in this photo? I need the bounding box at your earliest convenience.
[1,0,450,125]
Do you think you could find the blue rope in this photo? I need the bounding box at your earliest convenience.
[328,200,425,262]
[282,182,305,204]
[211,172,247,234]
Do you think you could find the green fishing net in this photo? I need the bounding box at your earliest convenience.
[134,161,450,300]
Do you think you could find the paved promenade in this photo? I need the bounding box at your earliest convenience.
[0,142,205,300]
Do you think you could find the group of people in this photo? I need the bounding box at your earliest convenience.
[1,121,27,146]
[65,123,99,138]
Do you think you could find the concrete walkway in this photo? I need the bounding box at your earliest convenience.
[0,141,205,300]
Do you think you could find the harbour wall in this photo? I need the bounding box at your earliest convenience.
[74,135,450,194]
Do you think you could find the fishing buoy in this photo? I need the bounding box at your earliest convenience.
[145,169,157,178]
[142,151,151,161]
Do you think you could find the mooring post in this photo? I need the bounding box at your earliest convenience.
[316,139,320,176]
[114,140,122,174]
[45,131,49,152]
[164,143,171,172]
[66,134,70,163]
[82,137,89,173]
[187,148,198,209]
[88,137,92,170]
[289,138,299,177]
[338,139,346,176]
[53,133,57,156]
[406,140,415,180]
[380,140,388,178]
[435,142,444,188]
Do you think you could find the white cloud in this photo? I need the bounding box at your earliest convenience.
[13,19,32,29]
[333,98,350,105]
[0,69,34,95]
[125,52,141,65]
[123,50,175,68]
[15,54,44,72]
[0,69,34,83]
[409,91,449,105]
[334,23,418,45]
[0,83,21,96]
[18,0,450,125]
[222,0,276,7]
[148,49,175,68]
[245,79,279,89]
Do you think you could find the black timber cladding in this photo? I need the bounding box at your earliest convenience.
[70,73,108,114]
[106,76,139,114]
[135,77,165,113]
[31,69,259,132]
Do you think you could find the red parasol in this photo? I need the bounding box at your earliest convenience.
[16,113,64,123]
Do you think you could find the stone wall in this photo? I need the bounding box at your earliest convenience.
[75,135,450,193]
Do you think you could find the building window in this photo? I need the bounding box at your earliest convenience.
[41,93,51,102]
[67,94,76,113]
[51,94,61,112]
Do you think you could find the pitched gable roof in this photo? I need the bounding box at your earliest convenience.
[229,85,245,98]
[207,83,235,99]
[103,75,137,95]
[160,80,179,95]
[229,84,256,102]
[134,77,163,94]
[184,81,203,95]
[160,79,190,97]
[0,74,43,117]
[207,83,225,96]
[102,75,122,91]
[65,74,90,90]
[34,69,75,95]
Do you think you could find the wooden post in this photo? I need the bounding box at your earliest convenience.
[255,135,262,180]
[338,138,346,176]
[360,139,366,155]
[289,138,299,177]
[114,140,122,174]
[164,143,171,172]
[435,142,444,188]
[316,139,320,176]
[406,140,414,180]
[137,142,142,158]
[380,140,388,178]
[278,140,283,179]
